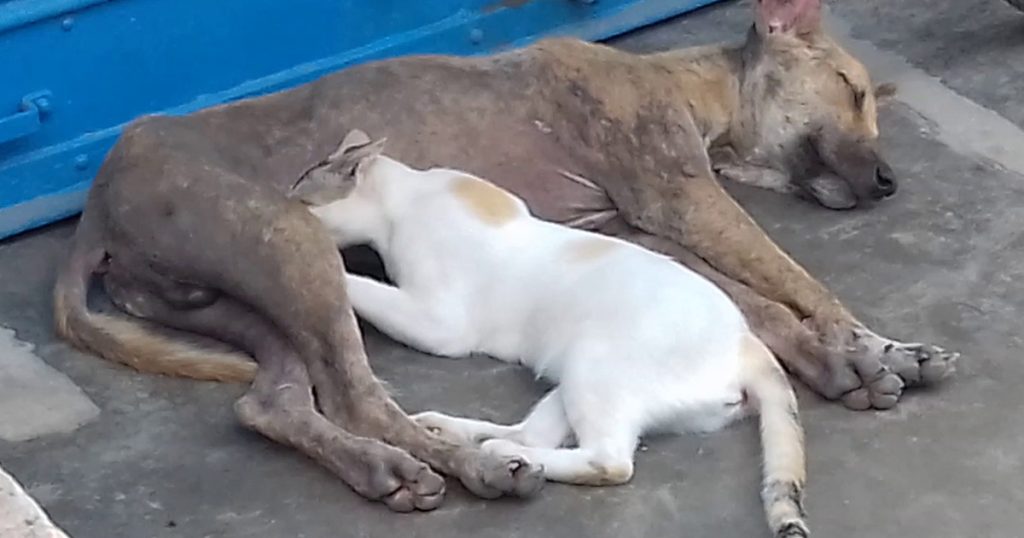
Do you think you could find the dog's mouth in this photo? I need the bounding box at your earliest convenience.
[799,174,858,210]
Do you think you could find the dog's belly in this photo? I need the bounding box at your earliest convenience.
[485,163,615,229]
[482,122,616,228]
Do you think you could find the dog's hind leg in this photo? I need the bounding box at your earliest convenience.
[102,269,447,512]
[102,129,543,501]
[105,173,544,504]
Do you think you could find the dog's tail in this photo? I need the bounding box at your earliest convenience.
[741,333,809,538]
[53,208,257,383]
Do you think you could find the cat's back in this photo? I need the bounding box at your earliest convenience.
[431,171,535,236]
[536,225,746,338]
[388,169,554,275]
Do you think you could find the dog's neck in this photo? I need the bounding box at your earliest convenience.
[651,26,824,150]
[647,42,743,147]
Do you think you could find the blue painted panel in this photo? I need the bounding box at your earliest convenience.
[0,0,723,240]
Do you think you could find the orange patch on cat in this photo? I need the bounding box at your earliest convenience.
[565,237,617,262]
[451,176,519,226]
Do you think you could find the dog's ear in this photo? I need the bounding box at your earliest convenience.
[874,82,898,105]
[754,0,822,38]
[289,134,386,206]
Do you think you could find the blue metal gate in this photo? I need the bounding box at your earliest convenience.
[0,0,722,240]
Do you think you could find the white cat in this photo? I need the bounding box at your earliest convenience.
[292,130,809,538]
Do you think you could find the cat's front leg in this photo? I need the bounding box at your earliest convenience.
[344,274,471,358]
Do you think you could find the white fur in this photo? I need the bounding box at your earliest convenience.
[306,147,807,535]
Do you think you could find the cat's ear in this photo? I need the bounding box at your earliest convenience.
[333,129,372,158]
[289,130,386,205]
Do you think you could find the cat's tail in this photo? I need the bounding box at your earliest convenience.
[740,333,809,538]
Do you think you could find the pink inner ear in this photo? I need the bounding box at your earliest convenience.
[757,0,822,34]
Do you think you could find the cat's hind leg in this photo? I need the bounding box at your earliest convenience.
[480,389,640,486]
[414,389,572,448]
[480,430,638,486]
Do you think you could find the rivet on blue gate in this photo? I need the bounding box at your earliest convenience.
[32,96,52,114]
[61,17,75,31]
[469,29,484,44]
[74,154,90,171]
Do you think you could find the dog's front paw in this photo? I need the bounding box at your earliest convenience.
[876,341,958,388]
[809,319,958,410]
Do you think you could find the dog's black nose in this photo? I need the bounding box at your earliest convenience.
[872,165,897,199]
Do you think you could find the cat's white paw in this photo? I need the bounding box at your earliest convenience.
[413,411,474,445]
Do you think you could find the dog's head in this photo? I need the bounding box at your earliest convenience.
[739,0,898,209]
[289,129,386,206]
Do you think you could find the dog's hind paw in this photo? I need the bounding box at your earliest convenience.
[345,443,447,512]
[378,459,447,512]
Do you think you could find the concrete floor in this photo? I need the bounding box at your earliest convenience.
[3,1,1024,536]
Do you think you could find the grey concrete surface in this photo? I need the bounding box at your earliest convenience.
[0,327,99,443]
[2,1,1023,537]
[832,0,1024,131]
